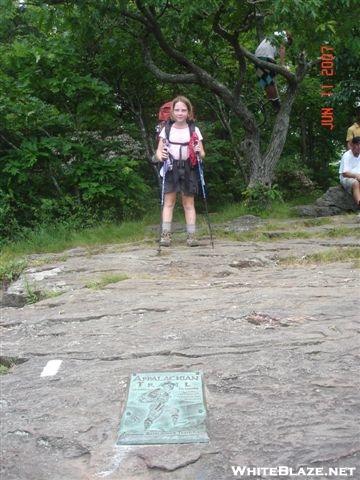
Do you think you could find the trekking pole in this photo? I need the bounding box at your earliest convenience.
[157,150,168,255]
[196,153,214,248]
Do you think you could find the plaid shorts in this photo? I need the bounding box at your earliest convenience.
[256,57,276,88]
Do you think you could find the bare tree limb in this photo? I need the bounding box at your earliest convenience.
[140,36,197,84]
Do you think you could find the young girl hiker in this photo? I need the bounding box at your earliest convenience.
[155,96,205,247]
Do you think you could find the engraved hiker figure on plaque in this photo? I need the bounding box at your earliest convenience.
[139,381,176,430]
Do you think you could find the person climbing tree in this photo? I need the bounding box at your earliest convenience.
[254,31,293,113]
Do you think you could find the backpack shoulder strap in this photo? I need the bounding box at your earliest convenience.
[187,120,196,136]
[164,119,174,142]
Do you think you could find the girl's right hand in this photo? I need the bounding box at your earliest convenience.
[161,146,169,160]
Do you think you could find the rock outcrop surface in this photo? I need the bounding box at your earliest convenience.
[1,216,359,480]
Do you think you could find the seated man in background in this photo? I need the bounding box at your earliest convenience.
[346,102,360,149]
[339,136,360,208]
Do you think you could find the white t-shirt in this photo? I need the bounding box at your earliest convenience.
[255,39,278,59]
[339,149,360,180]
[160,124,203,161]
[255,32,287,60]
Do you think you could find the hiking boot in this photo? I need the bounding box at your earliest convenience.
[186,234,200,247]
[159,231,172,247]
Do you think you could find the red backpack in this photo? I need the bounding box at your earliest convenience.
[158,101,172,122]
[155,101,172,139]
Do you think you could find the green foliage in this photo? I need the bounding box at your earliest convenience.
[1,133,153,237]
[0,190,23,243]
[24,279,42,305]
[274,155,318,200]
[0,0,359,243]
[196,120,246,207]
[242,184,283,214]
[0,257,27,283]
[0,1,148,242]
[0,364,9,375]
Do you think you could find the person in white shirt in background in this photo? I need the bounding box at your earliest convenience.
[339,136,360,209]
[346,102,360,149]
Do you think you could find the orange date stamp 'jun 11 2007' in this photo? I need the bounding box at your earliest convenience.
[320,45,335,130]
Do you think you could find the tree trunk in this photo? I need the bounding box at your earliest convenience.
[247,87,297,187]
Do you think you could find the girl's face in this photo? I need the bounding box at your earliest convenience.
[173,101,188,122]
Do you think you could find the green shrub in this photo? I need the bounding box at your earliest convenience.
[242,184,283,213]
[274,156,317,200]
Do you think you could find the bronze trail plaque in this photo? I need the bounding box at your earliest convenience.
[117,371,209,445]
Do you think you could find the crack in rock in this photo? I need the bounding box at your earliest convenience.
[307,448,360,465]
[137,450,202,472]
